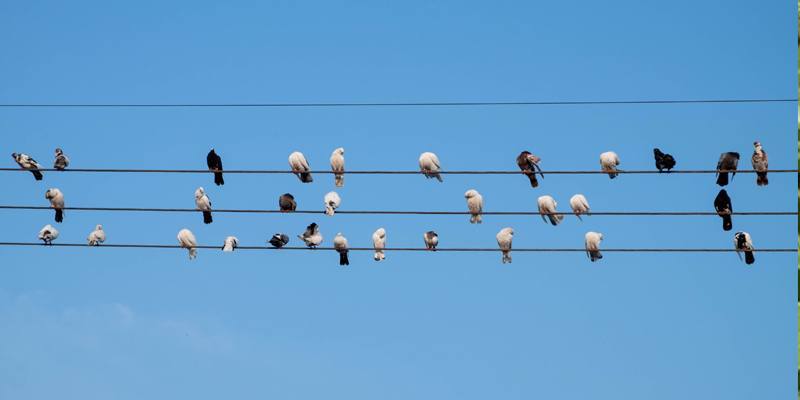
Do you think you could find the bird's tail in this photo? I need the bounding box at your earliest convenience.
[744,250,755,265]
[54,209,63,223]
[716,172,729,186]
[526,173,539,188]
[214,172,224,186]
[757,172,768,186]
[433,173,443,182]
[374,250,385,261]
[547,213,564,226]
[722,215,732,231]
[470,214,482,224]
[335,173,344,187]
[502,250,511,264]
[589,250,603,262]
[300,172,313,183]
[575,213,583,221]
[203,211,213,224]
[608,170,618,179]
[339,250,349,266]
[188,248,197,260]
[32,170,43,180]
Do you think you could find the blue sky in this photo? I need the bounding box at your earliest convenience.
[0,1,796,399]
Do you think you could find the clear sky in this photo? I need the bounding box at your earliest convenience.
[0,1,797,399]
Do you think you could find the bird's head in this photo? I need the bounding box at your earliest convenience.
[96,224,103,230]
[11,153,17,160]
[653,148,662,156]
[464,189,478,198]
[55,148,63,155]
[753,141,762,151]
[335,147,344,155]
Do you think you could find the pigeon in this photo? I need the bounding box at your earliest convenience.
[653,148,676,172]
[569,194,590,220]
[177,229,198,260]
[194,187,213,224]
[419,152,443,182]
[298,223,323,248]
[751,141,768,186]
[464,189,483,224]
[516,151,544,188]
[87,224,106,246]
[289,151,313,183]
[333,233,350,266]
[206,149,224,186]
[713,189,733,231]
[222,236,239,252]
[45,188,64,223]
[269,233,290,248]
[372,228,386,261]
[600,151,620,179]
[733,231,754,265]
[53,148,70,170]
[12,153,43,180]
[330,147,345,187]
[279,193,297,212]
[38,224,59,245]
[324,191,341,216]
[423,231,439,250]
[496,227,514,264]
[537,195,564,226]
[584,231,603,262]
[716,152,740,186]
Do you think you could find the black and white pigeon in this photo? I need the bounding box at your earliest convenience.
[53,148,70,170]
[38,224,59,245]
[716,152,740,186]
[222,236,239,252]
[333,233,350,266]
[423,231,439,250]
[653,148,676,172]
[734,231,754,265]
[584,231,604,262]
[269,233,290,248]
[289,151,313,183]
[279,193,296,212]
[12,152,43,180]
[195,187,213,224]
[751,141,768,186]
[206,149,224,186]
[45,188,64,223]
[298,223,323,248]
[713,189,733,231]
[516,151,543,188]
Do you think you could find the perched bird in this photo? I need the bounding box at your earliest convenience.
[45,188,64,223]
[516,151,544,188]
[177,229,198,260]
[569,194,590,220]
[537,195,564,226]
[333,233,350,266]
[330,147,345,187]
[269,233,290,248]
[464,189,484,224]
[584,231,604,262]
[751,141,768,186]
[87,224,106,246]
[279,193,297,212]
[206,149,224,186]
[289,151,313,183]
[53,148,70,170]
[298,223,323,248]
[12,152,43,180]
[324,191,341,216]
[194,187,213,224]
[372,228,387,261]
[599,151,620,179]
[423,231,439,251]
[734,231,755,265]
[713,189,733,231]
[716,152,740,186]
[222,236,239,252]
[496,227,514,264]
[653,148,676,172]
[419,152,443,182]
[38,224,59,245]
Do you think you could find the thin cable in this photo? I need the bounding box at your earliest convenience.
[0,168,796,174]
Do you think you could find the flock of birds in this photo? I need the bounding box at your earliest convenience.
[11,141,770,265]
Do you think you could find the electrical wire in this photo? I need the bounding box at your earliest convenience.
[0,168,796,175]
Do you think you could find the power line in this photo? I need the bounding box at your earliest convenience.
[0,168,796,175]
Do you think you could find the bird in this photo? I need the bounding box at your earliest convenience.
[537,195,564,226]
[194,187,213,224]
[289,151,313,183]
[569,194,590,220]
[423,231,439,251]
[419,152,443,182]
[464,189,483,223]
[333,233,350,266]
[585,231,603,262]
[53,148,70,170]
[38,224,59,245]
[269,233,290,248]
[12,152,43,180]
[751,141,768,186]
[713,189,733,231]
[330,147,345,187]
[653,148,676,172]
[733,231,754,265]
[716,152,740,186]
[45,188,64,223]
[298,223,323,248]
[279,193,297,212]
[177,229,198,260]
[600,151,620,179]
[87,224,106,246]
[324,191,341,216]
[516,151,544,188]
[372,228,386,261]
[222,236,239,252]
[206,149,224,186]
[496,227,514,264]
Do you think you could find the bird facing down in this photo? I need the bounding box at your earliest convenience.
[372,228,387,261]
[751,141,768,186]
[38,224,59,245]
[464,189,484,224]
[537,195,564,226]
[298,223,323,248]
[53,148,70,170]
[206,149,224,186]
[324,191,341,216]
[734,231,755,265]
[12,152,43,180]
[194,187,213,224]
[269,233,290,248]
[419,152,443,182]
[713,189,733,231]
[45,188,64,223]
[496,227,514,264]
[333,233,350,266]
[585,231,603,262]
[653,148,676,172]
[330,147,345,187]
[716,152,740,186]
[279,193,297,212]
[87,224,106,246]
[600,151,620,179]
[177,229,198,260]
[222,236,239,252]
[516,151,544,188]
[289,151,313,183]
[569,194,590,220]
[423,231,439,250]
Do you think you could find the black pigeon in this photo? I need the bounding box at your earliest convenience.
[269,233,289,248]
[713,189,733,231]
[279,193,296,212]
[653,148,676,172]
[206,149,224,186]
[515,151,544,188]
[716,152,740,186]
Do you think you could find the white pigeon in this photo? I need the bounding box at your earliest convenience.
[333,233,350,266]
[222,236,239,252]
[330,147,345,187]
[38,224,59,245]
[54,148,70,170]
[419,152,443,182]
[298,223,323,248]
[585,231,604,262]
[11,152,43,180]
[289,151,313,183]
[45,188,65,223]
[464,189,484,223]
[195,187,213,224]
[537,195,564,226]
[423,231,439,250]
[372,228,387,261]
[87,224,106,246]
[324,191,341,216]
[177,228,198,260]
[600,151,620,179]
[496,227,514,264]
[569,194,590,220]
[734,231,755,265]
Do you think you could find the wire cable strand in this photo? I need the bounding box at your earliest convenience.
[0,168,796,175]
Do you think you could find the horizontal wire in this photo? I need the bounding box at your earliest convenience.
[0,168,796,174]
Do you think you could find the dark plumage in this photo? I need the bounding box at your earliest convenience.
[653,148,676,172]
[279,193,296,212]
[515,151,543,188]
[716,152,740,186]
[206,149,224,186]
[734,232,755,265]
[269,233,289,248]
[713,189,733,231]
[202,211,213,224]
